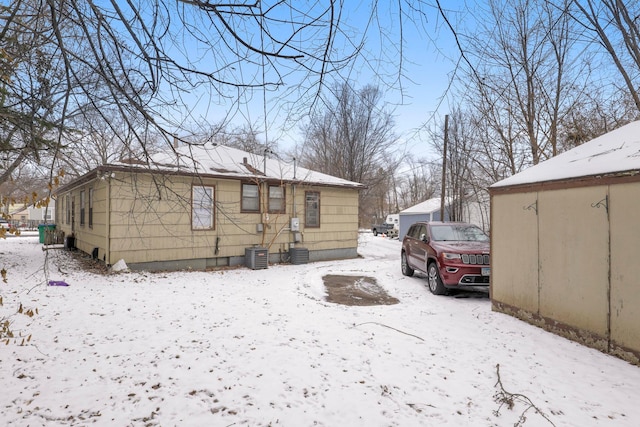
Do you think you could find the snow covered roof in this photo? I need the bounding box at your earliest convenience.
[114,144,364,189]
[492,121,640,188]
[400,197,444,214]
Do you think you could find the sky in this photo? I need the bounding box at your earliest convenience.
[166,1,464,160]
[2,231,640,426]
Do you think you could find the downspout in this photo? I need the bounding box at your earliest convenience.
[605,191,612,353]
[105,176,111,266]
[292,157,297,217]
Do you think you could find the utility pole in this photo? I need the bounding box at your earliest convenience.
[440,114,449,221]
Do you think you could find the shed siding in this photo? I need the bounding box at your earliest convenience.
[609,183,640,355]
[490,192,539,312]
[492,178,640,364]
[537,187,609,337]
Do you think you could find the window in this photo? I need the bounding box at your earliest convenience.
[70,196,75,230]
[305,191,320,227]
[192,185,214,230]
[241,183,260,212]
[268,185,285,213]
[88,188,94,228]
[59,197,64,224]
[80,190,85,226]
[66,195,71,224]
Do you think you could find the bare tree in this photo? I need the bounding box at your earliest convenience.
[442,0,586,175]
[55,108,166,177]
[395,158,438,209]
[569,0,640,113]
[297,82,399,224]
[212,122,279,155]
[1,1,439,190]
[560,87,638,149]
[429,109,481,221]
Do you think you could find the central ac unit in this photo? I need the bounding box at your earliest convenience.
[245,247,268,270]
[289,247,309,265]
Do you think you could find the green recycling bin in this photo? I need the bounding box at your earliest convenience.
[38,224,56,244]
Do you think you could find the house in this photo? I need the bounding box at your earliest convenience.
[489,121,640,365]
[54,144,364,271]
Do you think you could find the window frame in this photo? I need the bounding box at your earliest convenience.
[268,185,286,214]
[305,191,320,228]
[192,185,215,230]
[241,182,260,213]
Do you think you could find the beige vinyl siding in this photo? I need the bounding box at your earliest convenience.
[105,174,359,264]
[82,183,108,259]
[55,181,108,259]
[108,174,215,263]
[297,186,359,251]
[55,169,360,269]
[609,182,640,356]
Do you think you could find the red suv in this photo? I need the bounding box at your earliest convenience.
[401,221,490,295]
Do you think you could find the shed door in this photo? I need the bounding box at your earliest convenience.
[490,192,539,312]
[538,186,609,337]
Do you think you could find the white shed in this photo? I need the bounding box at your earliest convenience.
[398,198,450,240]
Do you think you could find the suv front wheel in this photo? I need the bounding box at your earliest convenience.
[427,262,447,295]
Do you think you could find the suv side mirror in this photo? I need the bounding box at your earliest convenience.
[420,233,429,243]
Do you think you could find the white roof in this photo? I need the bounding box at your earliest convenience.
[400,197,443,214]
[492,121,640,188]
[117,144,364,188]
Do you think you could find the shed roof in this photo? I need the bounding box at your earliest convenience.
[491,121,640,188]
[400,197,443,214]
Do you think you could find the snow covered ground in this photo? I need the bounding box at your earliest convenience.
[1,231,639,426]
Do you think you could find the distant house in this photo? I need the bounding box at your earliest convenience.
[398,198,450,240]
[54,144,364,271]
[3,201,55,226]
[490,121,640,365]
[28,202,55,223]
[398,196,488,240]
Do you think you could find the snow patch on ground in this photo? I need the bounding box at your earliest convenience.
[0,231,639,426]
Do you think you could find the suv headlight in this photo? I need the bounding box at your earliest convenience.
[443,253,462,260]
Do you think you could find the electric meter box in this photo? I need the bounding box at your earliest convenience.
[290,217,300,231]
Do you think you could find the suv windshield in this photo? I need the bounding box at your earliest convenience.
[430,224,489,242]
